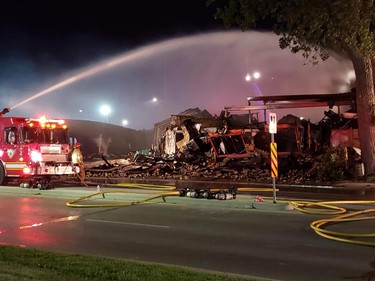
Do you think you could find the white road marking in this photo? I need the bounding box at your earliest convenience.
[86,219,170,229]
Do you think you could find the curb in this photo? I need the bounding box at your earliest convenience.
[250,201,293,211]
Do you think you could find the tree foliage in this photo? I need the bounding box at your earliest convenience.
[209,0,375,63]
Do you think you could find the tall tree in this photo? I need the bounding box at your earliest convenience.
[208,0,375,176]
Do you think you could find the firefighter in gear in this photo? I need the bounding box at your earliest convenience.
[71,143,87,186]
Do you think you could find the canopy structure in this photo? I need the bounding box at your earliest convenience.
[224,92,356,123]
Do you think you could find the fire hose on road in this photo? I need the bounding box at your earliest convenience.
[290,200,375,247]
[65,184,276,208]
[65,183,375,246]
[65,190,180,208]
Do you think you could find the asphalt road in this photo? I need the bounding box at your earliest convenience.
[0,189,374,281]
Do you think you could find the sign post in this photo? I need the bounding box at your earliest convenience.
[269,113,278,203]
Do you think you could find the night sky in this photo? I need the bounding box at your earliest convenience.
[0,1,355,129]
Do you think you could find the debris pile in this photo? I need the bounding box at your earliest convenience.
[83,103,363,184]
[84,150,321,184]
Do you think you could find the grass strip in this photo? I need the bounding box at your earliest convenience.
[0,245,257,281]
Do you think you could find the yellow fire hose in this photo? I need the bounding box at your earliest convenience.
[289,200,347,215]
[289,200,375,247]
[66,190,180,208]
[65,183,375,247]
[65,184,277,208]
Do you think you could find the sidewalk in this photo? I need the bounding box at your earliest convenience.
[0,184,262,210]
[2,178,374,212]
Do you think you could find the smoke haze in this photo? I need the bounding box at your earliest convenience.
[3,31,354,129]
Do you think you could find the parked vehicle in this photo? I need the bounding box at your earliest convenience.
[0,108,80,188]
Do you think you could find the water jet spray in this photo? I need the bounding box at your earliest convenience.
[7,31,352,128]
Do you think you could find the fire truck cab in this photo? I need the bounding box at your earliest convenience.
[0,108,80,188]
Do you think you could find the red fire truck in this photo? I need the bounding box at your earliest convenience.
[0,108,80,188]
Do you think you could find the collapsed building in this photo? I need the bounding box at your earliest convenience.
[86,92,362,183]
[155,92,358,155]
[151,92,360,178]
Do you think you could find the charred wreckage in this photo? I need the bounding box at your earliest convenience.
[86,92,362,184]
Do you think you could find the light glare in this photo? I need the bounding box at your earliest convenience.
[100,105,111,116]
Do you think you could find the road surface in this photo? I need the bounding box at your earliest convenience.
[0,190,373,281]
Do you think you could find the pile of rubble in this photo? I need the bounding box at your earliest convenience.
[84,152,318,185]
[83,106,362,185]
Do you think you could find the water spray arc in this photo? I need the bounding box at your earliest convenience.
[7,31,352,130]
[9,34,224,111]
[10,56,139,110]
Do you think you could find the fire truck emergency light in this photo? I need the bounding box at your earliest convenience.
[26,117,67,129]
[26,117,65,124]
[39,116,47,124]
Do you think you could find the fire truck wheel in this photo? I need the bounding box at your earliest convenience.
[0,164,7,186]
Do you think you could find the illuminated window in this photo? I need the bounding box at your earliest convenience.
[5,127,18,144]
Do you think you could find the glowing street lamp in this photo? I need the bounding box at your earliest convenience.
[245,71,261,81]
[122,119,128,126]
[99,104,111,123]
[78,109,84,120]
[152,97,158,103]
[245,71,262,125]
[245,73,251,81]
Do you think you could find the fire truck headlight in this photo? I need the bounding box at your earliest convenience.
[31,150,42,162]
[23,167,32,174]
